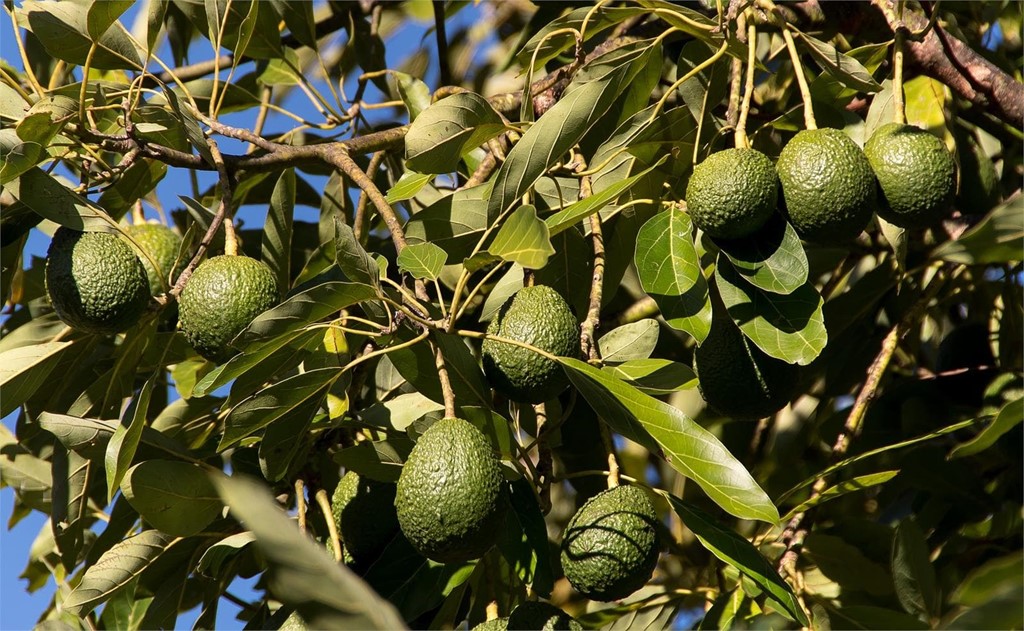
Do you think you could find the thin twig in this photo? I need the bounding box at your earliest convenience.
[534,402,553,514]
[354,151,387,244]
[295,479,307,534]
[431,337,457,418]
[577,161,604,361]
[314,488,343,563]
[432,1,452,86]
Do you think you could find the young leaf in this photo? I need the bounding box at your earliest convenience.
[386,171,433,203]
[489,205,555,270]
[782,471,899,520]
[892,519,939,618]
[121,460,222,537]
[390,72,431,122]
[950,396,1024,458]
[713,215,809,295]
[560,357,779,523]
[716,259,826,366]
[104,374,157,502]
[598,319,660,363]
[405,92,505,174]
[212,473,406,629]
[263,168,295,296]
[397,242,448,281]
[635,208,712,344]
[664,497,809,626]
[63,530,179,617]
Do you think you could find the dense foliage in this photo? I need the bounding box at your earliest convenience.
[1,1,1022,629]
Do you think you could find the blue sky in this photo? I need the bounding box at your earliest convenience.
[0,3,488,628]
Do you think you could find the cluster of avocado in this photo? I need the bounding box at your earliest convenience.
[45,222,279,363]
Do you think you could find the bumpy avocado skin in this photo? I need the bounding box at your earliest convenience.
[686,147,779,239]
[560,485,660,602]
[482,286,579,404]
[507,602,582,631]
[471,617,510,631]
[693,312,799,419]
[45,228,151,334]
[865,123,956,228]
[777,128,877,243]
[331,471,399,569]
[395,418,506,564]
[125,223,183,296]
[178,255,279,363]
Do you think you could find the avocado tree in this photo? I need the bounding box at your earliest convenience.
[1,1,1022,629]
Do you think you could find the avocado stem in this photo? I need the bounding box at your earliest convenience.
[780,27,817,130]
[735,19,758,149]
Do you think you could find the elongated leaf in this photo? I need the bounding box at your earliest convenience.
[390,72,431,121]
[665,497,808,626]
[258,396,318,482]
[0,130,45,185]
[0,340,74,417]
[932,197,1024,265]
[405,182,491,260]
[545,157,668,236]
[489,40,658,219]
[220,367,336,449]
[598,319,659,363]
[714,215,809,295]
[263,168,295,295]
[796,31,882,93]
[39,412,194,462]
[105,375,157,502]
[269,0,317,49]
[716,259,826,365]
[235,281,379,346]
[18,1,143,70]
[386,171,432,203]
[64,530,178,617]
[892,520,939,618]
[783,471,899,520]
[516,5,647,70]
[212,473,407,629]
[333,439,413,483]
[397,242,447,281]
[950,396,1024,458]
[0,424,52,512]
[489,205,554,270]
[196,532,256,578]
[51,443,91,571]
[804,533,893,595]
[388,330,491,407]
[604,359,696,395]
[507,477,554,597]
[86,0,134,38]
[121,460,221,537]
[5,168,117,232]
[405,92,505,174]
[334,215,379,288]
[951,551,1024,606]
[635,208,712,344]
[560,358,779,523]
[194,329,321,398]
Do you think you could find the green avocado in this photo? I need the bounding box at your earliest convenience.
[482,285,579,403]
[560,484,660,602]
[178,255,279,363]
[693,310,799,419]
[507,602,582,631]
[471,617,510,631]
[686,147,779,240]
[865,123,956,228]
[124,223,183,296]
[395,417,506,563]
[331,471,399,569]
[45,228,151,334]
[777,128,877,242]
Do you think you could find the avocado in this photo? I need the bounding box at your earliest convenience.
[178,255,279,363]
[331,471,399,570]
[686,147,779,239]
[507,602,582,631]
[471,617,510,631]
[482,285,579,403]
[45,228,151,334]
[865,123,956,228]
[693,310,799,419]
[777,128,877,242]
[124,223,183,296]
[395,417,506,563]
[560,484,659,602]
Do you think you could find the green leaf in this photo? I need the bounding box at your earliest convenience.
[263,169,295,296]
[795,31,883,93]
[51,444,91,571]
[501,477,555,597]
[803,533,893,596]
[405,182,492,260]
[489,205,555,270]
[212,473,407,629]
[397,242,448,281]
[559,357,779,523]
[193,329,321,398]
[405,92,505,174]
[390,72,431,122]
[269,0,317,49]
[489,40,658,220]
[951,550,1024,606]
[516,5,647,70]
[333,439,413,483]
[195,532,256,578]
[386,171,432,203]
[783,471,899,519]
[665,497,808,626]
[545,157,669,236]
[258,398,317,482]
[334,215,380,288]
[892,520,939,618]
[598,319,659,363]
[220,368,336,449]
[5,168,118,232]
[950,396,1024,458]
[235,281,378,347]
[932,197,1024,264]
[0,130,45,185]
[716,259,826,365]
[714,215,809,295]
[104,375,156,502]
[388,330,491,408]
[359,392,444,432]
[85,0,134,39]
[0,340,74,417]
[604,359,696,396]
[827,605,930,630]
[63,530,179,617]
[18,1,143,70]
[97,160,168,217]
[635,208,712,344]
[0,424,52,512]
[121,460,222,537]
[38,412,195,462]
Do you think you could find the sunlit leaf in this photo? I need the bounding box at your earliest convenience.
[598,319,659,363]
[405,92,505,174]
[714,215,809,295]
[489,205,555,270]
[397,242,447,281]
